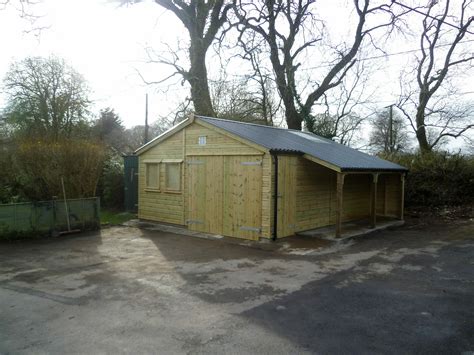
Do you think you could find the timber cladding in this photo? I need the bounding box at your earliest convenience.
[137,117,406,240]
[138,120,266,239]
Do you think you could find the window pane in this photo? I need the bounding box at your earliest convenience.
[146,163,159,189]
[166,163,181,191]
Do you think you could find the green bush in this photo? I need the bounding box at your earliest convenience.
[97,157,124,209]
[381,152,474,208]
[0,223,50,241]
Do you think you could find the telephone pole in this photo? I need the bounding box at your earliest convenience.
[144,93,149,145]
[385,104,394,152]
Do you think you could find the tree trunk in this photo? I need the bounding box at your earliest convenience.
[415,107,431,154]
[189,41,215,117]
[285,106,302,130]
[274,68,302,130]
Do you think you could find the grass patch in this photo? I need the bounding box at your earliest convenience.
[100,210,136,226]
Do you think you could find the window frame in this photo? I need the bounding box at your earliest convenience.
[163,159,183,193]
[144,160,161,191]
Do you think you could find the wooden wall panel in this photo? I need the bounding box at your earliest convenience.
[187,156,224,234]
[295,158,336,232]
[376,176,386,215]
[375,174,402,217]
[138,121,265,230]
[295,158,376,232]
[138,130,185,225]
[186,155,262,240]
[223,156,262,240]
[276,156,297,238]
[185,122,262,156]
[342,174,371,221]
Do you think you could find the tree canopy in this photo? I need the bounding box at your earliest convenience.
[2,56,89,139]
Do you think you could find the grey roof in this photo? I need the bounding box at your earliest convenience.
[198,116,407,172]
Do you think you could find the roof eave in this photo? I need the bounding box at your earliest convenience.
[134,115,195,155]
[340,167,409,173]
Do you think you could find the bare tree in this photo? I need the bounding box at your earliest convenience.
[396,0,474,153]
[0,0,48,35]
[2,56,90,139]
[305,61,374,145]
[124,118,171,152]
[370,108,410,153]
[234,0,405,130]
[130,0,234,117]
[235,31,281,125]
[210,74,279,125]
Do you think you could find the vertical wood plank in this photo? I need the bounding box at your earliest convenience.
[335,173,345,238]
[400,173,405,220]
[182,129,186,224]
[370,173,379,228]
[277,156,297,238]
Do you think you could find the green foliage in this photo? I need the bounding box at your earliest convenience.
[97,157,124,209]
[382,152,474,208]
[100,210,135,226]
[304,113,336,139]
[93,108,127,153]
[0,224,50,241]
[16,137,106,200]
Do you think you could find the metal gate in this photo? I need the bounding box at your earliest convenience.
[123,155,138,212]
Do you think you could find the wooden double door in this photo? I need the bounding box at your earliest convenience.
[186,155,262,240]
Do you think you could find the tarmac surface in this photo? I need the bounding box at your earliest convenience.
[0,218,473,354]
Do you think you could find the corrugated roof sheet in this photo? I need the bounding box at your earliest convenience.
[197,116,407,172]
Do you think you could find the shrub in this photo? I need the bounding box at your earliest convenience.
[96,157,124,209]
[381,152,474,208]
[16,137,106,200]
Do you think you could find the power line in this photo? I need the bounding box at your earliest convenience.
[299,39,474,71]
[392,0,474,36]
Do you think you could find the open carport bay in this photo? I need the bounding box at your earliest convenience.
[0,220,473,354]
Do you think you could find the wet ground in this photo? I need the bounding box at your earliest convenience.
[0,218,473,354]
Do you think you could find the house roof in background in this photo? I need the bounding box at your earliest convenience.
[197,116,408,172]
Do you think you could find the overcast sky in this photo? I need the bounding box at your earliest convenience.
[0,0,176,127]
[0,0,472,151]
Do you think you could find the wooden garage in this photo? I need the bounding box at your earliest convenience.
[135,115,407,240]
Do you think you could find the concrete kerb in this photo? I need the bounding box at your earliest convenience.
[123,219,404,255]
[297,219,405,241]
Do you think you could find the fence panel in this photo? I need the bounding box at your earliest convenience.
[0,197,100,238]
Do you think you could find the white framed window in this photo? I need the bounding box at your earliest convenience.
[198,136,207,145]
[165,162,181,192]
[145,162,160,190]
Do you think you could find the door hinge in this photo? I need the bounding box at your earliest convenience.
[240,161,262,166]
[239,226,261,233]
[186,219,204,225]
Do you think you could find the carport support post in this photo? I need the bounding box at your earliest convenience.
[399,173,405,220]
[335,173,345,238]
[370,173,379,228]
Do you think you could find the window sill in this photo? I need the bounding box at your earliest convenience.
[145,188,161,193]
[164,189,182,194]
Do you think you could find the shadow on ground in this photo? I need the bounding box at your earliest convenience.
[0,219,472,353]
[239,234,474,353]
